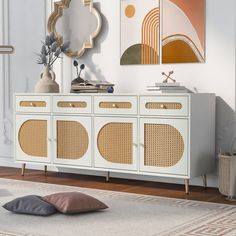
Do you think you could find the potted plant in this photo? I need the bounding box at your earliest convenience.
[35,32,70,93]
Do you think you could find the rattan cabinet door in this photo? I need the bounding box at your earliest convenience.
[140,118,188,176]
[52,116,92,167]
[15,115,51,163]
[94,117,138,171]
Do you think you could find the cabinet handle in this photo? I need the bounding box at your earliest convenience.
[160,104,167,109]
[53,138,57,142]
[47,138,52,142]
[140,143,145,148]
[133,143,138,147]
[112,103,117,108]
[69,103,74,107]
[30,102,35,107]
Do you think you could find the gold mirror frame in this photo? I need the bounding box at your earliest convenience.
[0,45,14,54]
[47,0,102,58]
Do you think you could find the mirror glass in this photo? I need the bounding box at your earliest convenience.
[48,0,102,58]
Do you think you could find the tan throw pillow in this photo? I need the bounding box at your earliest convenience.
[42,192,108,214]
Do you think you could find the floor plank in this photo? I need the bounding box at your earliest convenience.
[0,166,235,205]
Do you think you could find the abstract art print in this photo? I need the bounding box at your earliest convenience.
[162,0,205,64]
[120,0,160,65]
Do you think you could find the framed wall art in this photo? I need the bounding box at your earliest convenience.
[120,0,160,65]
[162,0,205,64]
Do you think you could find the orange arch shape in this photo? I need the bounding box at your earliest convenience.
[141,8,160,64]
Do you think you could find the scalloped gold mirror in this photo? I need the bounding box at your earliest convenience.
[48,0,102,58]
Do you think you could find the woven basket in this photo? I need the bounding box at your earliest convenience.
[218,154,231,196]
[219,153,236,201]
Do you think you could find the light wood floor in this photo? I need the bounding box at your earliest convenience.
[0,166,235,205]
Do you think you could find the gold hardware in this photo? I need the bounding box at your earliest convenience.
[20,101,46,107]
[99,102,132,109]
[160,104,167,109]
[145,102,182,110]
[57,101,87,108]
[21,163,26,176]
[44,165,47,176]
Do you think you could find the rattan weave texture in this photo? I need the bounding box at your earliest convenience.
[145,102,182,110]
[144,124,184,167]
[99,102,132,109]
[19,120,47,157]
[97,122,133,164]
[57,120,89,160]
[218,154,231,196]
[57,101,87,108]
[20,101,46,107]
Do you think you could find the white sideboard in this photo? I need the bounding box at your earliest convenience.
[14,93,215,193]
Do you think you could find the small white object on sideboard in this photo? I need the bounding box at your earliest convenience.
[14,93,215,194]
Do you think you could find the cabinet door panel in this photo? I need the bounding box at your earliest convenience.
[15,115,51,163]
[140,118,188,176]
[53,116,91,167]
[94,117,138,171]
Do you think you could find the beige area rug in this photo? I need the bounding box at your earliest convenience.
[0,179,236,236]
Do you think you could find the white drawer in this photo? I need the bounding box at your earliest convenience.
[53,95,92,114]
[140,96,189,116]
[15,96,51,113]
[94,96,138,115]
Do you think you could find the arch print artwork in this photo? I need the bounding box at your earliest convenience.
[120,0,205,65]
[120,0,160,65]
[162,0,205,63]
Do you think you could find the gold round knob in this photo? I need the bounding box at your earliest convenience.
[112,103,117,108]
[30,102,34,107]
[69,103,74,107]
[160,104,167,109]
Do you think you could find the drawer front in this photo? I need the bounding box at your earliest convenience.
[15,96,51,113]
[94,96,138,115]
[53,96,92,114]
[140,96,189,116]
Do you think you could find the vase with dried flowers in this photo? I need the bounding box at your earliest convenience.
[35,32,70,93]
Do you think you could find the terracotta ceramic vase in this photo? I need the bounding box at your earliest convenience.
[35,65,59,93]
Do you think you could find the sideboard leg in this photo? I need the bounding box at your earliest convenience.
[202,174,207,189]
[184,179,190,194]
[106,171,110,182]
[44,165,47,176]
[21,163,26,176]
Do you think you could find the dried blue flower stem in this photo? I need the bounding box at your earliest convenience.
[36,32,70,67]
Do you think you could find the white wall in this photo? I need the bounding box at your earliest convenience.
[71,0,236,155]
[0,0,235,187]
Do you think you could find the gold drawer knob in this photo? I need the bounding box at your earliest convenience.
[30,102,35,107]
[160,104,167,109]
[69,103,74,107]
[112,103,117,108]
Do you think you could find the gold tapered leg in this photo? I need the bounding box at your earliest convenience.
[106,172,110,182]
[21,163,26,176]
[202,174,207,189]
[44,165,47,176]
[184,179,190,194]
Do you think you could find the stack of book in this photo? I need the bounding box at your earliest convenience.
[147,82,192,93]
[71,80,114,93]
